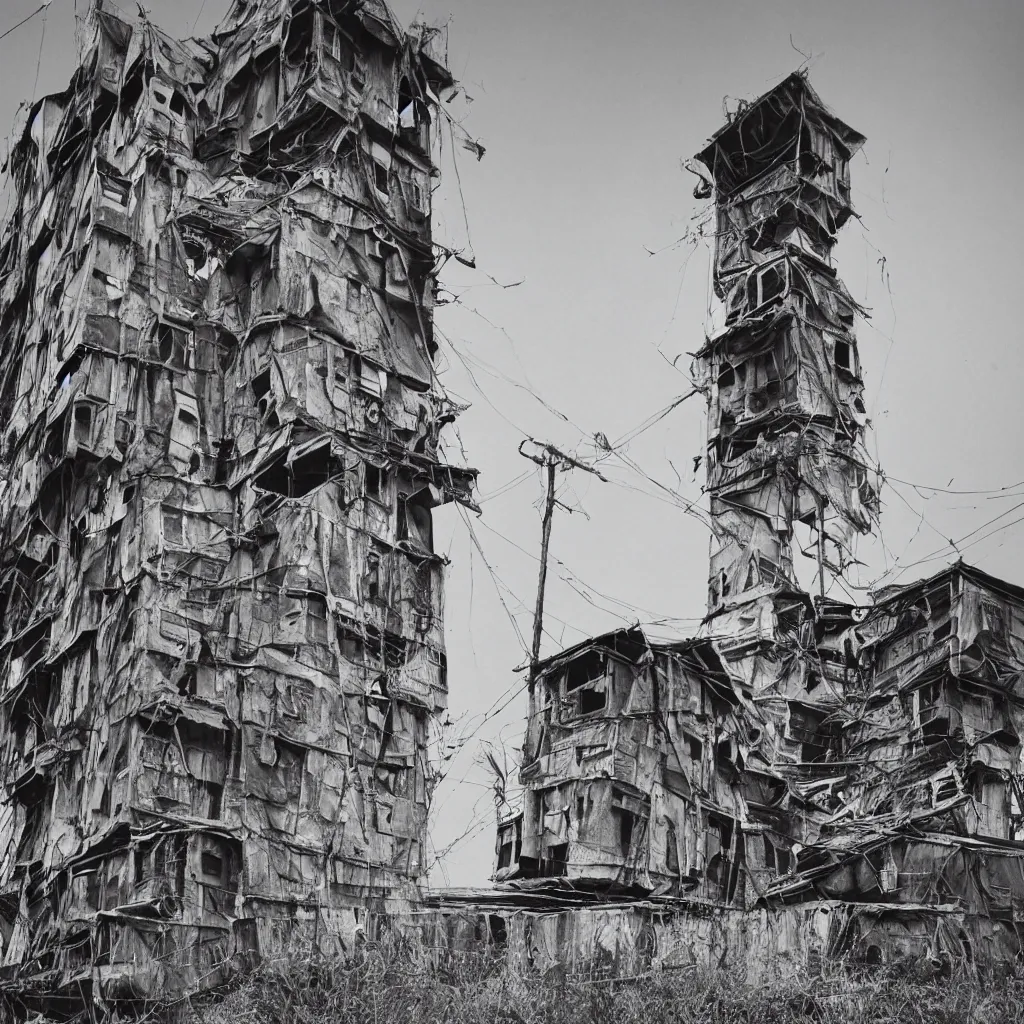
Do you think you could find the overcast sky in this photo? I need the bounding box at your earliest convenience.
[3,0,1024,888]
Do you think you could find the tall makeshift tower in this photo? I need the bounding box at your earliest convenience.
[0,0,474,1003]
[694,73,878,635]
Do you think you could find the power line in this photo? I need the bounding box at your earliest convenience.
[885,473,1024,499]
[456,502,529,657]
[0,3,48,45]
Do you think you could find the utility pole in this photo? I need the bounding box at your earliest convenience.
[531,456,559,671]
[816,495,827,602]
[518,439,606,764]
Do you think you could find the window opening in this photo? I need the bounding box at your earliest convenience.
[346,278,362,313]
[564,650,604,692]
[162,508,184,546]
[834,339,852,371]
[363,463,386,504]
[200,851,223,878]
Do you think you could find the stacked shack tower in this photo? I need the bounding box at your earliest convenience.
[0,0,474,1002]
[694,73,877,634]
[496,74,1024,971]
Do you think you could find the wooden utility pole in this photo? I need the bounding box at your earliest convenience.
[816,494,827,601]
[531,457,559,671]
[518,439,606,764]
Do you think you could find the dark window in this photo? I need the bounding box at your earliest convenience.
[373,161,389,196]
[488,914,507,945]
[397,493,433,551]
[580,688,607,715]
[619,811,635,855]
[74,404,93,440]
[497,838,513,870]
[365,552,382,601]
[200,851,223,878]
[834,339,852,371]
[564,650,604,692]
[684,733,703,761]
[364,463,386,504]
[543,843,568,876]
[322,18,356,72]
[251,369,277,424]
[665,819,679,874]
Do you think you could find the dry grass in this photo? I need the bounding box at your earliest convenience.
[155,940,1024,1024]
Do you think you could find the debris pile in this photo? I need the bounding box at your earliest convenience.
[0,0,473,1004]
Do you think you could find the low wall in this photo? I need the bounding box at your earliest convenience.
[404,895,1021,981]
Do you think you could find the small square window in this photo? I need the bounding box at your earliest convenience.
[163,509,184,545]
[200,851,223,878]
[74,404,93,440]
[157,323,189,369]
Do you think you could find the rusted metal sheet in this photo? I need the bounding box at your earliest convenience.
[0,0,474,1007]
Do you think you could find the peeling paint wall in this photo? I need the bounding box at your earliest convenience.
[0,0,474,1004]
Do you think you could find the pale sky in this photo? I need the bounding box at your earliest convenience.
[3,0,1023,888]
